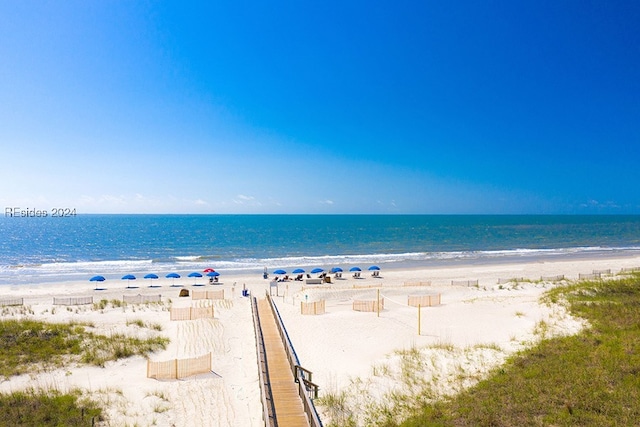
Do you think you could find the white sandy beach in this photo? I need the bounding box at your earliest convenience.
[1,255,639,426]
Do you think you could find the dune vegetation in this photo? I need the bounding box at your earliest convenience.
[0,317,169,426]
[396,273,640,426]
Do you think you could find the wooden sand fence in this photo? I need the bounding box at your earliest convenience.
[170,306,214,321]
[147,352,212,379]
[301,300,325,315]
[407,293,441,307]
[53,296,93,305]
[497,277,526,284]
[578,273,601,280]
[353,298,384,312]
[403,281,431,287]
[541,274,565,281]
[451,279,479,287]
[352,283,380,289]
[192,290,224,300]
[593,269,611,275]
[122,294,162,304]
[0,298,23,307]
[621,267,640,273]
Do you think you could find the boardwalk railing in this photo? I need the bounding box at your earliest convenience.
[265,292,323,427]
[250,297,276,426]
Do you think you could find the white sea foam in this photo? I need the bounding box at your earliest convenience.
[2,246,640,286]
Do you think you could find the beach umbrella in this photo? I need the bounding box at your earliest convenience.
[122,274,137,288]
[349,267,361,272]
[188,271,202,285]
[331,267,343,273]
[203,268,215,273]
[273,269,287,275]
[90,275,106,290]
[292,268,305,274]
[311,268,324,274]
[368,266,380,271]
[166,272,181,287]
[206,271,220,277]
[144,273,159,287]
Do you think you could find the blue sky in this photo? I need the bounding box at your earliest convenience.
[1,1,639,214]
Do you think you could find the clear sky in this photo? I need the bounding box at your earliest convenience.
[1,1,639,214]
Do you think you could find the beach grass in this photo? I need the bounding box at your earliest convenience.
[0,318,169,425]
[395,273,640,426]
[0,388,102,426]
[0,318,169,377]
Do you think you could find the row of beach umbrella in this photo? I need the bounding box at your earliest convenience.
[89,269,220,288]
[272,265,381,275]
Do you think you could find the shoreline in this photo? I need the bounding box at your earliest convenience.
[2,244,640,287]
[0,254,639,426]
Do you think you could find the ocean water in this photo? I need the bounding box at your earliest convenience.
[1,214,640,285]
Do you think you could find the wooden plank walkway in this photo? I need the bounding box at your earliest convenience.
[257,298,309,427]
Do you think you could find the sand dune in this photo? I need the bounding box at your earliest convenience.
[0,255,638,425]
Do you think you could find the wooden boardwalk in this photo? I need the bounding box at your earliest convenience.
[257,298,310,427]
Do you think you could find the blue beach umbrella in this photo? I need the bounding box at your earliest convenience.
[331,267,343,273]
[122,274,138,288]
[166,272,181,287]
[349,267,361,272]
[368,266,380,271]
[311,268,324,274]
[188,271,203,285]
[144,273,160,287]
[273,269,287,275]
[292,268,305,274]
[90,275,106,290]
[207,270,221,284]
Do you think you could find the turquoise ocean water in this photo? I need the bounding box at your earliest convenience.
[1,215,640,285]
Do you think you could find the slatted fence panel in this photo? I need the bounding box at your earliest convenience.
[301,300,325,315]
[352,298,384,312]
[147,353,212,379]
[407,294,441,307]
[53,297,93,305]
